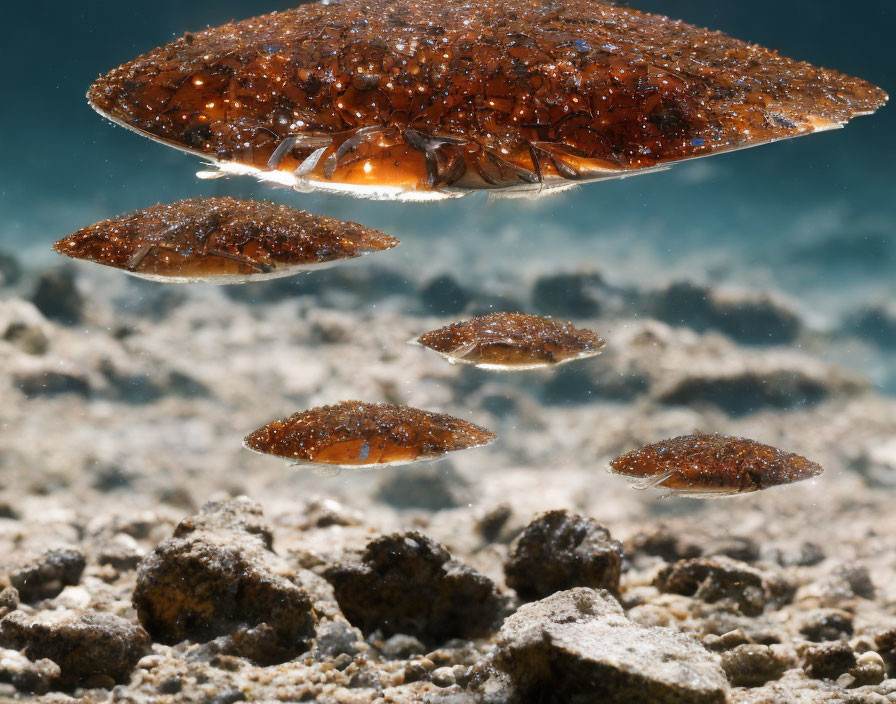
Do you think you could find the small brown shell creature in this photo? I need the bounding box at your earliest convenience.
[87,0,887,201]
[415,312,605,370]
[243,401,496,470]
[609,433,823,497]
[53,197,398,284]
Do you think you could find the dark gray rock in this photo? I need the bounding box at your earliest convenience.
[494,587,727,704]
[133,500,317,665]
[0,648,60,694]
[504,510,623,600]
[799,609,854,642]
[324,531,504,646]
[532,272,601,318]
[14,370,91,398]
[653,557,783,617]
[0,609,150,688]
[650,281,800,346]
[9,547,86,602]
[657,368,834,416]
[628,526,758,564]
[375,463,472,511]
[421,274,470,315]
[802,641,856,680]
[29,270,84,325]
[720,644,789,687]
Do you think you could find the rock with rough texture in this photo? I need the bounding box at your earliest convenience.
[848,651,886,688]
[8,547,86,602]
[132,499,317,665]
[324,531,504,645]
[173,496,274,549]
[0,648,60,694]
[0,610,150,688]
[799,609,854,642]
[653,556,779,616]
[504,510,623,600]
[721,644,789,687]
[493,588,728,704]
[802,641,857,680]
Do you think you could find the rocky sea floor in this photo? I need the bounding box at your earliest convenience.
[3,252,896,703]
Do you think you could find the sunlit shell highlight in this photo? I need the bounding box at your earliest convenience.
[609,433,823,497]
[88,0,887,201]
[243,401,497,468]
[52,197,398,283]
[416,312,605,370]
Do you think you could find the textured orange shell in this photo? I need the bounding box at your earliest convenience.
[244,401,497,467]
[417,312,605,369]
[88,0,887,199]
[53,197,398,283]
[609,433,823,496]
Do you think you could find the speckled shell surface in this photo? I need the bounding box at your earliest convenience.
[417,312,605,369]
[243,401,497,467]
[53,197,398,283]
[88,0,887,200]
[609,433,824,495]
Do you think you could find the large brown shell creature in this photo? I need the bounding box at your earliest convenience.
[53,197,398,283]
[244,401,497,469]
[609,433,823,497]
[415,312,605,370]
[87,0,887,201]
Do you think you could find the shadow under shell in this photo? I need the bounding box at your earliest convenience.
[243,401,497,468]
[88,0,887,201]
[416,312,606,370]
[53,197,399,283]
[609,433,824,497]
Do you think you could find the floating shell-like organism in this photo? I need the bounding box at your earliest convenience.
[53,197,398,283]
[609,433,823,497]
[88,0,887,201]
[244,401,496,469]
[415,312,605,370]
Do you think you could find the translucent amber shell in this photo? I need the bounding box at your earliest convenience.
[52,197,398,283]
[416,312,605,370]
[243,401,497,467]
[609,433,823,497]
[87,0,887,200]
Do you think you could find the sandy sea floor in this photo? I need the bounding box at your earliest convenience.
[2,246,896,703]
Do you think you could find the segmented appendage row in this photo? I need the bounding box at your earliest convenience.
[264,126,589,190]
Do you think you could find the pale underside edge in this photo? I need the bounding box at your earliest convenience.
[91,100,851,202]
[441,348,604,371]
[242,437,493,471]
[118,258,342,285]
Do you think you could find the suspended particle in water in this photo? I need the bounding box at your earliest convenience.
[52,197,398,284]
[87,0,887,201]
[609,433,823,497]
[415,312,606,370]
[243,401,496,471]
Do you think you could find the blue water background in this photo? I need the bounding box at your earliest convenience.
[2,2,893,327]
